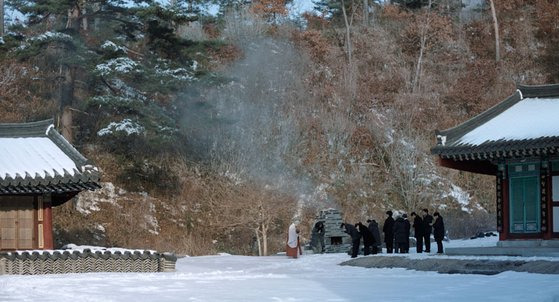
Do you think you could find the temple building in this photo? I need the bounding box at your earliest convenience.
[0,119,100,250]
[432,84,559,241]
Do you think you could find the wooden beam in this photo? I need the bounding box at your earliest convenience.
[437,158,497,175]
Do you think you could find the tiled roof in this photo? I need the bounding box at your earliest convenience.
[432,84,559,160]
[0,119,100,194]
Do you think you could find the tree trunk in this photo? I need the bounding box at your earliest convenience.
[412,34,426,93]
[60,107,74,143]
[411,0,432,93]
[66,6,80,30]
[58,66,75,143]
[341,1,352,66]
[82,5,88,31]
[255,228,262,256]
[341,0,356,98]
[489,0,500,62]
[261,223,268,256]
[0,0,4,36]
[362,0,368,26]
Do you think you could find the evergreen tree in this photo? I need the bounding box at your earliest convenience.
[3,0,220,159]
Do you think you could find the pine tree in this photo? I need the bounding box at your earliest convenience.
[4,0,216,149]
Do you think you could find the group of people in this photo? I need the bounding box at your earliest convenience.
[286,209,446,259]
[383,209,445,255]
[340,219,382,258]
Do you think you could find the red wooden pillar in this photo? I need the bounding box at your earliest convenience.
[544,173,553,239]
[43,201,54,250]
[500,178,510,241]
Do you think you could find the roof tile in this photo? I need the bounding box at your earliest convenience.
[0,119,100,193]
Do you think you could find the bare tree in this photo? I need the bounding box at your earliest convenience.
[363,0,369,26]
[340,0,358,98]
[411,0,433,93]
[488,0,500,62]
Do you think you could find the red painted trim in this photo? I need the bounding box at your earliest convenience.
[501,178,509,240]
[438,158,497,175]
[544,174,553,239]
[43,202,53,250]
[34,196,38,249]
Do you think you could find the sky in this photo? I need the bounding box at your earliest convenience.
[2,237,559,302]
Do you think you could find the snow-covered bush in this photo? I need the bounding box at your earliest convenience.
[95,57,141,77]
[97,119,145,137]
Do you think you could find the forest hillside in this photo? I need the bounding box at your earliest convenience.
[0,0,557,256]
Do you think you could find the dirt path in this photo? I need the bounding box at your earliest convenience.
[341,255,559,275]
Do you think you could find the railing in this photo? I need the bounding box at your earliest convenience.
[0,249,177,275]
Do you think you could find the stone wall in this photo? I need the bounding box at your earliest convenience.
[0,250,177,275]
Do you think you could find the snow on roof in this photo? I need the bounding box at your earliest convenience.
[0,119,100,192]
[0,137,79,179]
[456,97,559,146]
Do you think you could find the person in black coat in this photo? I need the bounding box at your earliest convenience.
[367,219,381,254]
[393,215,408,254]
[432,212,445,254]
[341,222,361,258]
[411,212,423,253]
[403,214,410,253]
[382,211,395,253]
[356,222,374,256]
[310,221,325,254]
[422,209,433,253]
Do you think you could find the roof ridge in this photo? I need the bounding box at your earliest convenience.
[436,91,522,145]
[517,83,559,98]
[0,119,54,137]
[45,125,91,170]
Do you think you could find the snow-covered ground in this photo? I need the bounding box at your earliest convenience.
[1,236,559,301]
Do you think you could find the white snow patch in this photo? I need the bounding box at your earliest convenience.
[95,224,106,232]
[95,57,140,76]
[441,184,472,213]
[97,119,145,137]
[29,31,73,42]
[145,202,160,235]
[100,40,127,53]
[287,0,317,18]
[61,244,156,254]
[75,182,120,215]
[90,95,141,105]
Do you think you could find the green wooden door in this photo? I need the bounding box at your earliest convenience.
[509,176,540,233]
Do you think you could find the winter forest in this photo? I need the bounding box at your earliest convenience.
[0,0,557,257]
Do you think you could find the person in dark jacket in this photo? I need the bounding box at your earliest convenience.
[403,214,410,253]
[356,222,374,256]
[422,209,433,253]
[382,211,395,253]
[432,212,445,254]
[393,215,408,253]
[411,212,423,253]
[367,219,381,254]
[341,222,361,258]
[310,221,325,254]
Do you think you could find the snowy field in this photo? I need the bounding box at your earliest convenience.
[2,237,559,302]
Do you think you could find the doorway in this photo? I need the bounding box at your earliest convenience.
[0,196,36,250]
